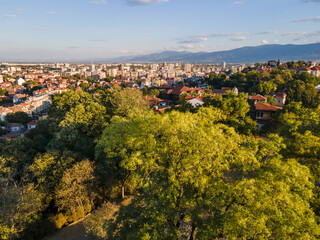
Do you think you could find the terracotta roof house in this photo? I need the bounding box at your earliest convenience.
[185,97,204,108]
[249,102,282,131]
[212,87,238,96]
[248,94,267,102]
[167,86,204,100]
[274,92,287,105]
[7,123,24,133]
[27,120,37,130]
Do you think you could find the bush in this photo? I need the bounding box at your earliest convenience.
[53,213,67,229]
[66,208,85,223]
[84,202,120,239]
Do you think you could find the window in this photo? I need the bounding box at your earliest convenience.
[256,112,264,118]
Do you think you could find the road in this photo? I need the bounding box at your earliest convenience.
[42,217,91,240]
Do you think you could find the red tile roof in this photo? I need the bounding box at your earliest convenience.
[27,120,37,126]
[169,86,202,96]
[249,95,267,101]
[275,92,287,99]
[255,102,282,111]
[1,134,19,138]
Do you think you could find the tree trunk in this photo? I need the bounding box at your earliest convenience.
[175,213,185,229]
[121,185,125,199]
[188,222,197,240]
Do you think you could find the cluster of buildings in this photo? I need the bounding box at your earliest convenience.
[0,60,319,137]
[147,85,287,131]
[298,66,320,77]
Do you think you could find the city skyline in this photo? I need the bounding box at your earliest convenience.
[1,0,320,61]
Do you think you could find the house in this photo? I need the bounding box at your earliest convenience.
[8,91,17,97]
[212,89,228,96]
[268,60,279,67]
[298,68,312,74]
[0,134,19,139]
[0,96,9,101]
[166,86,204,100]
[274,92,287,105]
[185,97,204,108]
[311,66,320,77]
[38,113,48,120]
[7,123,24,133]
[146,96,169,108]
[27,120,37,130]
[212,86,238,96]
[16,78,25,86]
[249,102,282,131]
[222,87,239,95]
[248,94,267,102]
[13,94,27,104]
[0,107,12,121]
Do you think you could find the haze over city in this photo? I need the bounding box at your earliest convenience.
[1,0,320,61]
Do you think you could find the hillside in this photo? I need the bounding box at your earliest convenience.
[99,43,320,63]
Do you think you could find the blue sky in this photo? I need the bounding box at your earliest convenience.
[0,0,320,61]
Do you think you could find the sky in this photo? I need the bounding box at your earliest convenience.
[0,0,320,61]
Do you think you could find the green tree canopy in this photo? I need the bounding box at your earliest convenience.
[96,109,319,239]
[6,112,31,126]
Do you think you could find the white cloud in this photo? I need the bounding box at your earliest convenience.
[178,36,208,44]
[117,49,146,55]
[293,16,320,22]
[89,0,107,5]
[282,31,310,36]
[262,39,269,44]
[255,30,279,35]
[182,44,205,49]
[119,49,129,54]
[231,36,247,41]
[274,40,279,43]
[165,43,205,52]
[126,0,169,6]
[0,15,16,18]
[232,1,244,5]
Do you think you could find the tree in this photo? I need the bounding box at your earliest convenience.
[24,120,56,154]
[136,78,143,87]
[269,102,320,220]
[84,202,120,239]
[29,151,78,207]
[256,82,277,95]
[0,89,8,96]
[0,137,37,170]
[49,90,100,123]
[96,109,319,239]
[203,92,256,135]
[0,157,43,240]
[60,102,107,139]
[286,81,320,107]
[5,112,31,126]
[205,91,249,119]
[104,87,150,119]
[276,103,320,160]
[246,70,262,83]
[55,159,96,219]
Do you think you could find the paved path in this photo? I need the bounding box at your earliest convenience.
[42,217,91,240]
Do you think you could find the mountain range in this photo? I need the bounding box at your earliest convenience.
[96,43,320,64]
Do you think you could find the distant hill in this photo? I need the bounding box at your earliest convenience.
[97,43,320,63]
